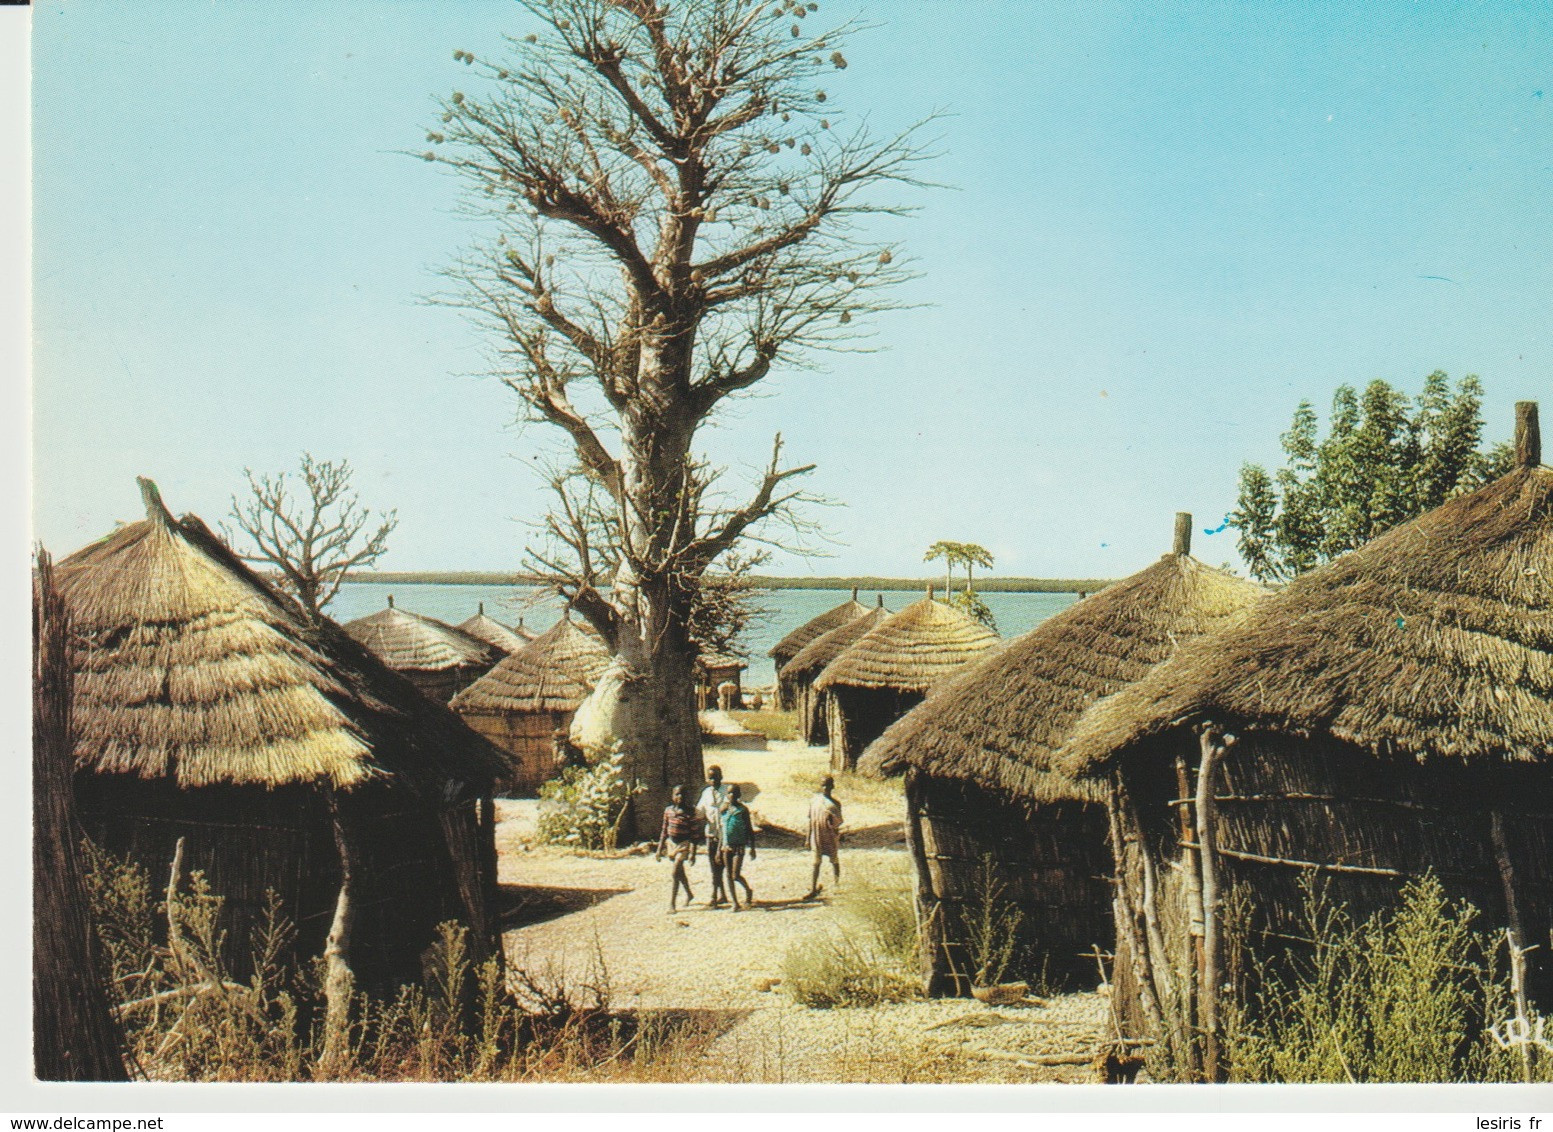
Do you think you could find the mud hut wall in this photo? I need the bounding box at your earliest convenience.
[909,774,1112,995]
[460,709,573,795]
[1117,731,1553,1021]
[828,686,924,771]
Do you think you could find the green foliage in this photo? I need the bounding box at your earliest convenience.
[947,590,997,632]
[958,855,1023,987]
[1225,875,1543,1083]
[536,743,642,850]
[1230,373,1512,582]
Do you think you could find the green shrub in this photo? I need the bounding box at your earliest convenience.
[536,743,640,849]
[1225,874,1545,1083]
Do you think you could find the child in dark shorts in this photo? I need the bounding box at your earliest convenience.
[656,784,700,911]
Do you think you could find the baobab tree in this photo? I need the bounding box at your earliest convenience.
[430,0,932,805]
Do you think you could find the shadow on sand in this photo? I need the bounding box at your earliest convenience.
[495,883,633,930]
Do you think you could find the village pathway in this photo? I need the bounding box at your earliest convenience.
[494,740,1110,1084]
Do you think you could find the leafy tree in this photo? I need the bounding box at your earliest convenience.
[924,539,996,629]
[229,455,398,622]
[430,0,931,800]
[1230,373,1511,583]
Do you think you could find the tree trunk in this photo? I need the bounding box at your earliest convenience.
[33,550,128,1082]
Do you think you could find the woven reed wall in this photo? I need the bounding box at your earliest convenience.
[461,709,573,795]
[828,685,923,771]
[1111,729,1553,1045]
[75,775,491,993]
[795,679,827,745]
[907,773,1112,996]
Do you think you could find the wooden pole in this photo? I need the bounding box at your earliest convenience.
[1194,723,1233,1083]
[32,550,128,1081]
[1173,753,1204,1076]
[1104,785,1165,1040]
[1173,512,1193,557]
[317,795,357,1080]
[1489,811,1535,1082]
[1515,402,1540,468]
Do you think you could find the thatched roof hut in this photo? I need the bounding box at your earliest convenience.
[855,516,1265,995]
[457,602,531,654]
[345,598,500,704]
[814,593,999,771]
[1063,403,1553,1077]
[781,597,890,745]
[451,617,611,794]
[58,479,509,991]
[695,653,748,710]
[768,588,871,710]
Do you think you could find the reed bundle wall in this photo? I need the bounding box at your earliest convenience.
[827,686,922,771]
[75,775,492,993]
[403,665,490,706]
[906,773,1112,996]
[460,708,575,795]
[1109,731,1553,1059]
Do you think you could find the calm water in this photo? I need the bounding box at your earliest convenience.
[331,582,1076,687]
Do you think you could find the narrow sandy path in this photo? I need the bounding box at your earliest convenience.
[494,741,1109,1083]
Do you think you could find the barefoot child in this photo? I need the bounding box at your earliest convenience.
[696,765,731,906]
[720,784,757,911]
[805,775,842,900]
[656,785,700,911]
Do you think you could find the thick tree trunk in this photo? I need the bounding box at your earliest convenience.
[34,551,128,1081]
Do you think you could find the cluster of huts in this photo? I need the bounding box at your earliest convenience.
[777,403,1551,1080]
[45,478,758,992]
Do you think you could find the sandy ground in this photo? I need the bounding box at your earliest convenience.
[493,740,1111,1083]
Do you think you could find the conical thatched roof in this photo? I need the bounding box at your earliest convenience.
[346,600,499,673]
[780,601,892,683]
[56,479,509,791]
[813,595,1000,695]
[457,603,529,654]
[451,616,611,714]
[1065,405,1553,774]
[769,589,871,660]
[858,518,1266,803]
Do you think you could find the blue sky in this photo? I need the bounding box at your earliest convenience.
[30,1,1553,577]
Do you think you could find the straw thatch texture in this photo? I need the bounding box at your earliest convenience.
[782,604,891,745]
[33,550,126,1081]
[862,555,1265,803]
[816,597,1000,770]
[857,543,1262,999]
[1060,450,1553,1057]
[451,618,611,793]
[457,606,530,654]
[769,592,871,709]
[814,597,1000,694]
[346,603,499,703]
[1065,464,1553,773]
[58,480,507,990]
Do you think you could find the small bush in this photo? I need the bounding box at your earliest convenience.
[958,855,1023,987]
[536,743,640,849]
[783,862,920,1009]
[1224,874,1546,1083]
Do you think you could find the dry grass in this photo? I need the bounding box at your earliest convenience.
[727,709,799,742]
